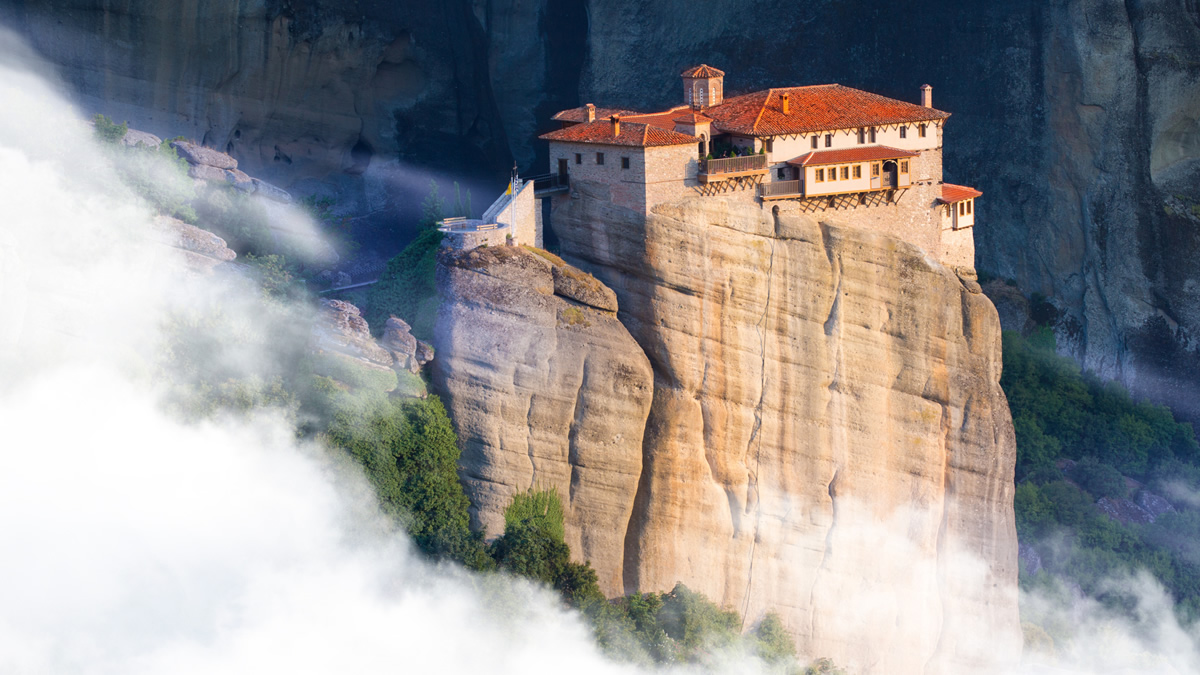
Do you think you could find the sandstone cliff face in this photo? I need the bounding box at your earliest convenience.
[541,190,1021,673]
[431,246,654,594]
[11,0,1195,420]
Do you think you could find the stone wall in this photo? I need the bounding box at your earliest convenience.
[549,140,649,212]
[439,221,513,250]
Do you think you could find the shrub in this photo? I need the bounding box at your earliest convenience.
[92,113,127,144]
[752,613,796,662]
[657,583,741,654]
[366,226,444,341]
[504,487,566,542]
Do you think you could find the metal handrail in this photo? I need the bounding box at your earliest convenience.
[703,154,768,175]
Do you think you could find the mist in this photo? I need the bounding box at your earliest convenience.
[3,23,1200,675]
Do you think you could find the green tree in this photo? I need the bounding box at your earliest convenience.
[489,488,606,608]
[752,612,797,663]
[420,179,445,227]
[325,396,488,568]
[656,583,741,654]
[364,226,444,341]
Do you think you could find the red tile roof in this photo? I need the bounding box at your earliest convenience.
[939,183,983,203]
[551,105,638,123]
[681,64,725,78]
[673,112,713,124]
[704,84,950,137]
[624,107,691,130]
[539,120,699,147]
[787,145,919,166]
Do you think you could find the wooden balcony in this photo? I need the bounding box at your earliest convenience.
[758,180,804,200]
[700,154,768,183]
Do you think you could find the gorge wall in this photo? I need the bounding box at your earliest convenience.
[5,0,1196,419]
[435,191,1021,674]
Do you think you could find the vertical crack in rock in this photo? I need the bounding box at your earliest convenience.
[740,229,777,624]
[565,353,591,507]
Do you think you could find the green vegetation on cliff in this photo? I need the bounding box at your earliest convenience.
[1004,328,1200,630]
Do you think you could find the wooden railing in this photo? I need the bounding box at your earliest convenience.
[702,154,768,175]
[758,180,803,199]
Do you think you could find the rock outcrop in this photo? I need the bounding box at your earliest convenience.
[312,299,429,397]
[152,215,236,273]
[432,245,654,594]
[444,190,1019,673]
[15,0,1200,422]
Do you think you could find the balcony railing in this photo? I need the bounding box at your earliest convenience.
[758,180,804,200]
[530,173,570,194]
[702,154,768,176]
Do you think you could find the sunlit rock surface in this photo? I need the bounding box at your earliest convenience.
[432,246,653,595]
[541,192,1022,674]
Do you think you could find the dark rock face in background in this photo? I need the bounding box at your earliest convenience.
[2,0,1198,418]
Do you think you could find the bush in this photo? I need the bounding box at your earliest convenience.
[657,583,741,654]
[752,613,796,662]
[366,226,444,341]
[504,488,566,542]
[325,396,485,566]
[92,113,127,144]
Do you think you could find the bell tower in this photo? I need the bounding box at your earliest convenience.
[681,64,725,109]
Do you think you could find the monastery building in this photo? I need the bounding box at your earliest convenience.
[537,65,981,268]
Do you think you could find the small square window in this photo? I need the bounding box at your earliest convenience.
[919,124,927,138]
[900,160,909,173]
[621,156,630,169]
[596,152,605,165]
[857,128,865,144]
[811,136,819,149]
[869,127,877,143]
[840,166,849,180]
[959,202,965,216]
[825,134,833,148]
[853,165,862,179]
[871,163,880,177]
[815,168,824,182]
[777,168,785,179]
[575,153,581,164]
[899,126,907,139]
[967,200,973,214]
[765,139,773,152]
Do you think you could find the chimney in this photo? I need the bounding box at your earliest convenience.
[585,103,596,122]
[610,114,621,136]
[781,92,790,115]
[920,84,933,108]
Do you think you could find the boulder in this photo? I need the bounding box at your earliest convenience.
[313,299,393,367]
[121,128,162,148]
[170,140,238,170]
[187,163,228,183]
[251,177,293,203]
[551,264,618,312]
[225,168,255,192]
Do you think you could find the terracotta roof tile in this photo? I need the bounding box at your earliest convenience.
[551,105,638,123]
[939,183,983,203]
[704,84,950,136]
[673,112,714,124]
[681,64,725,78]
[787,145,919,166]
[540,120,699,147]
[624,107,691,130]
